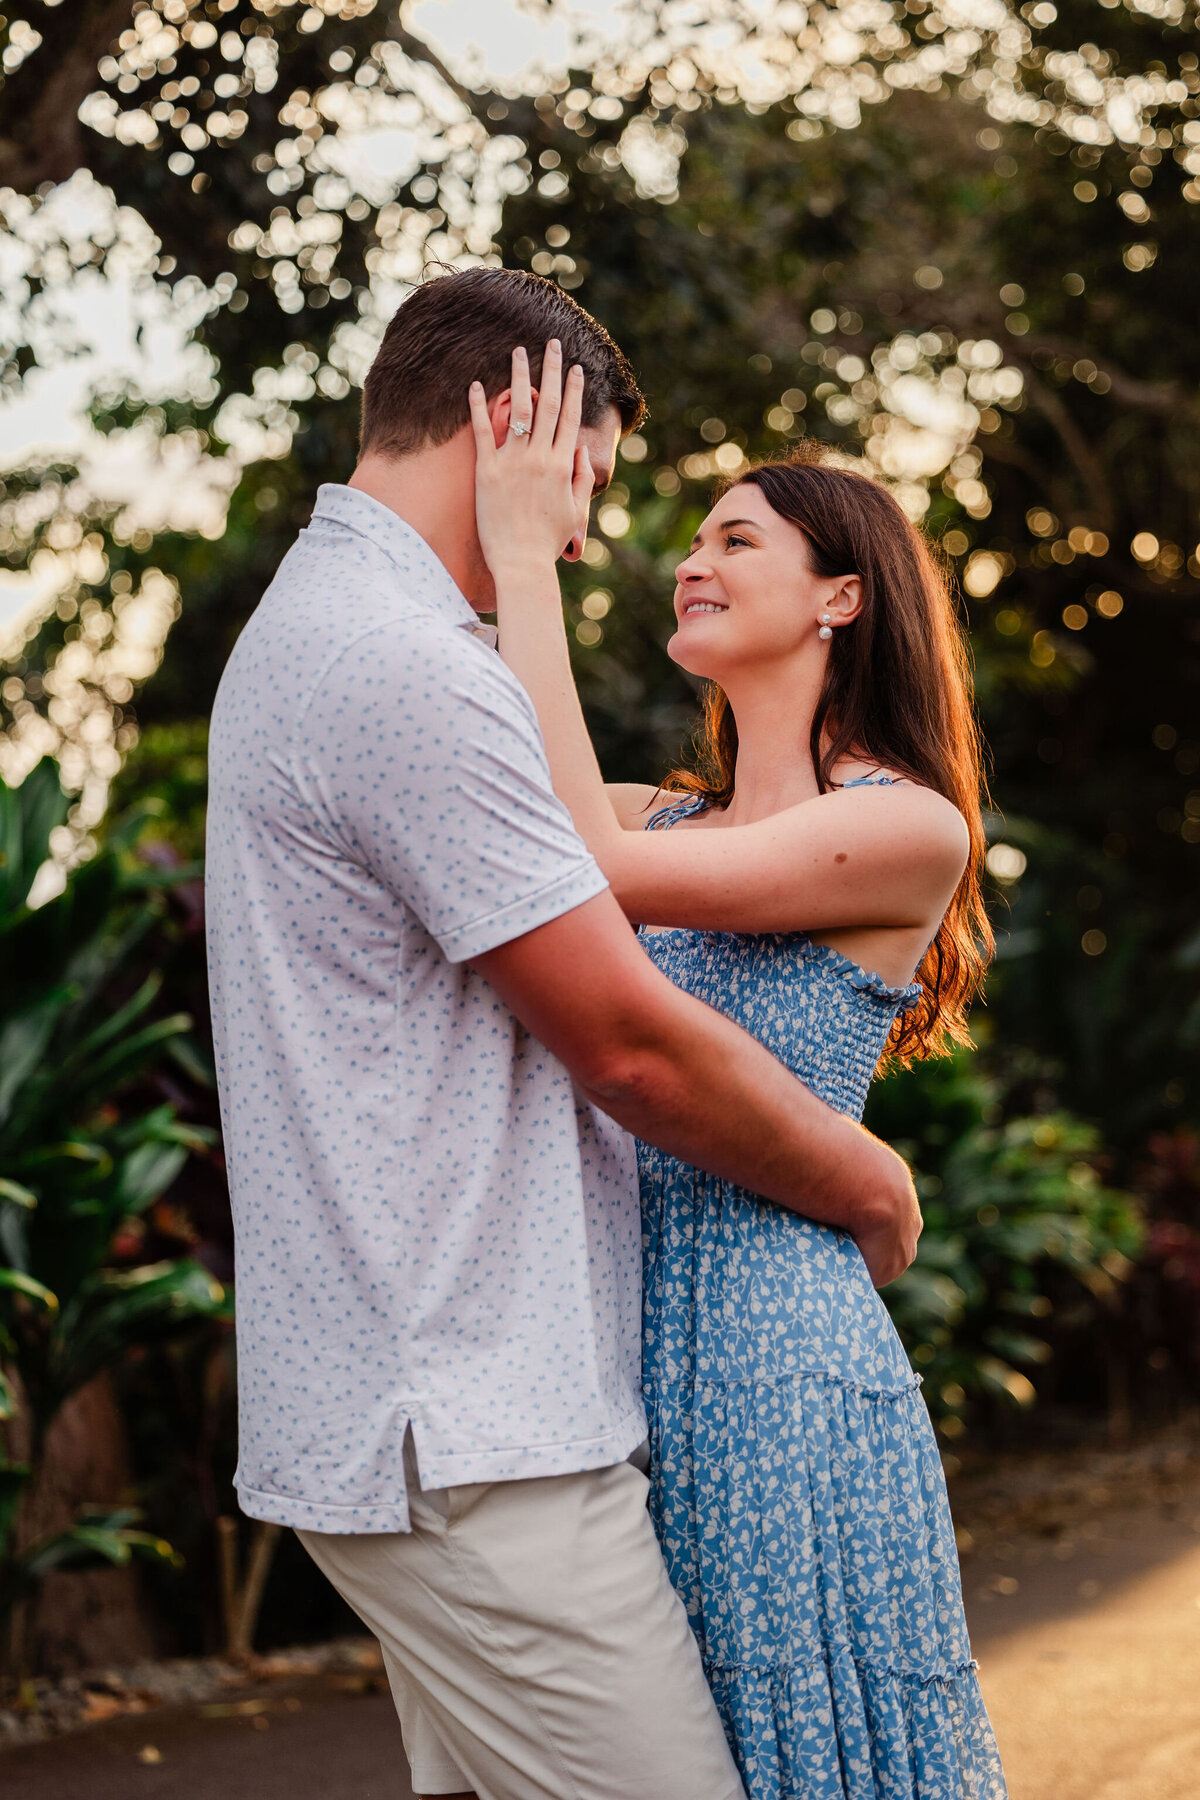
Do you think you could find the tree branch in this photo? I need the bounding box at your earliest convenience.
[1023,335,1182,416]
[1022,377,1118,531]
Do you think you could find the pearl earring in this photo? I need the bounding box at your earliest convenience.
[818,612,833,641]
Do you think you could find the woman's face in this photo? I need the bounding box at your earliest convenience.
[667,482,851,681]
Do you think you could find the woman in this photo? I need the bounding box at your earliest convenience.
[469,347,1006,1800]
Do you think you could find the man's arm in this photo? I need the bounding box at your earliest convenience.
[471,891,920,1287]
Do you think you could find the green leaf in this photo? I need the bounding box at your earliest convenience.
[0,1269,58,1312]
[166,1033,216,1089]
[0,1180,36,1210]
[62,972,163,1070]
[113,1139,189,1216]
[50,1259,226,1401]
[0,987,75,1128]
[19,1141,109,1172]
[0,760,68,920]
[64,1013,191,1111]
[19,1512,183,1585]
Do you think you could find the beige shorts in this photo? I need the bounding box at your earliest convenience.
[297,1443,744,1800]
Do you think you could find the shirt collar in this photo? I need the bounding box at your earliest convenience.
[310,483,497,648]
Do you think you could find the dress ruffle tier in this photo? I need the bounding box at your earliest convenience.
[645,1365,1007,1800]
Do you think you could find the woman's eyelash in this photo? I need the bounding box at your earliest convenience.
[725,534,750,548]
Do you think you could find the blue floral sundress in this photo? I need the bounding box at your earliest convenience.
[637,785,1006,1800]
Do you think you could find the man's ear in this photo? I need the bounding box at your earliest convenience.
[487,386,540,448]
[488,388,513,448]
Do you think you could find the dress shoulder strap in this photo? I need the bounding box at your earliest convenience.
[644,793,710,831]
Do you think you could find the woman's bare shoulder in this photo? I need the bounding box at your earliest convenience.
[823,771,970,883]
[605,782,691,832]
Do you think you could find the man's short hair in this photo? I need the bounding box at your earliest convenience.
[360,266,646,457]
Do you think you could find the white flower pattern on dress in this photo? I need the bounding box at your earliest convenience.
[638,789,1007,1800]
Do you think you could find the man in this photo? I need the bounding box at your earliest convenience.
[206,267,920,1800]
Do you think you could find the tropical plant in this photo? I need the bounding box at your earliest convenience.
[867,1055,1143,1438]
[0,759,226,1686]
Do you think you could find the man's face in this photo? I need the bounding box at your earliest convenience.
[561,406,623,564]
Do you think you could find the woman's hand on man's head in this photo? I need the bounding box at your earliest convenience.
[468,340,595,580]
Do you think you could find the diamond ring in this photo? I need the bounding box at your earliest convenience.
[509,420,530,437]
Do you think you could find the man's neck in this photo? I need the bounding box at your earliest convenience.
[348,439,487,607]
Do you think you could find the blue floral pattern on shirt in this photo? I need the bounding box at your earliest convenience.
[638,789,1006,1800]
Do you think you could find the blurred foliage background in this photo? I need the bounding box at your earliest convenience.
[0,0,1198,1678]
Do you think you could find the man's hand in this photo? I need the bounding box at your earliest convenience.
[473,893,927,1257]
[852,1150,923,1288]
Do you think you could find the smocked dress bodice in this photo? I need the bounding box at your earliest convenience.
[644,924,919,1118]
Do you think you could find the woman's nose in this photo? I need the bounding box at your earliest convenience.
[675,552,707,584]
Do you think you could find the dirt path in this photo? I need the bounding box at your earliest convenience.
[0,1668,417,1800]
[4,1447,1198,1799]
[965,1486,1200,1799]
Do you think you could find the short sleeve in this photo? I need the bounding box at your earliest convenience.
[294,618,608,962]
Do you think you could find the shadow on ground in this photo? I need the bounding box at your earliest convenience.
[0,1670,416,1800]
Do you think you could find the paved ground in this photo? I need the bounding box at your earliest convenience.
[967,1492,1200,1800]
[4,1452,1199,1800]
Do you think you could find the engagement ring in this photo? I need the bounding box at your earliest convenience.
[509,420,530,436]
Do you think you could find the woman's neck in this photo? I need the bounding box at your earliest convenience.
[717,659,825,827]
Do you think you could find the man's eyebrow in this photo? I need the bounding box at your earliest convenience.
[689,517,759,548]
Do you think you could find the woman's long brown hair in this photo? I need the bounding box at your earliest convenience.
[667,442,993,1068]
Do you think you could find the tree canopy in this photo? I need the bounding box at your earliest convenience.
[1,0,1198,1148]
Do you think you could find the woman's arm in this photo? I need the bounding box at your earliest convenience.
[496,553,634,855]
[470,348,968,937]
[592,781,969,933]
[470,342,635,861]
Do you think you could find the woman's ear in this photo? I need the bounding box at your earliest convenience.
[829,574,864,624]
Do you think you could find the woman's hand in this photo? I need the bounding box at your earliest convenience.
[471,341,626,867]
[468,340,594,580]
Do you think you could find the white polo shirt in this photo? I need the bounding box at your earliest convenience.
[206,484,644,1532]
